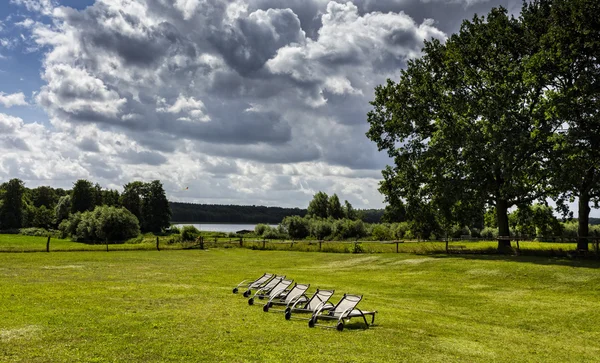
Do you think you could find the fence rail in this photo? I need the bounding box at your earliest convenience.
[1,234,599,258]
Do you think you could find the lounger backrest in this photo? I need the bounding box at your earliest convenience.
[332,294,362,314]
[283,283,310,303]
[261,275,285,291]
[269,279,293,298]
[248,273,273,288]
[305,289,335,310]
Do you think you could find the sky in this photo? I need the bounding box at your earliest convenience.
[3,0,586,214]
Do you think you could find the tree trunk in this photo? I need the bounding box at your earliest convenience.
[496,198,511,251]
[578,192,591,251]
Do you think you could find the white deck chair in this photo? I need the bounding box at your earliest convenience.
[284,289,335,321]
[233,273,273,294]
[308,294,377,331]
[248,278,293,305]
[263,283,310,312]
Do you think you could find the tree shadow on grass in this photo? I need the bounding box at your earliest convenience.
[426,251,600,269]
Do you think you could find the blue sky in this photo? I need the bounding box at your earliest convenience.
[0,0,596,218]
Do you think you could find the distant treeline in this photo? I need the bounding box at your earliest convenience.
[169,202,385,224]
[170,202,307,224]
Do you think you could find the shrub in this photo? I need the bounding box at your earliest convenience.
[310,219,333,240]
[262,227,285,240]
[19,227,58,237]
[59,206,140,243]
[372,224,394,241]
[255,224,269,236]
[480,227,498,240]
[281,216,310,239]
[167,225,181,234]
[181,225,200,242]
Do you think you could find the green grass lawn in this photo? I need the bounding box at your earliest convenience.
[1,247,599,362]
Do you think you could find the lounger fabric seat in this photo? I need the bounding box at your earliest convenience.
[233,273,273,294]
[284,289,335,320]
[309,294,377,331]
[263,283,310,312]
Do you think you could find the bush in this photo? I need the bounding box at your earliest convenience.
[19,227,58,237]
[310,219,333,240]
[281,216,310,239]
[181,225,200,242]
[167,225,181,234]
[372,224,394,241]
[480,227,498,240]
[59,206,140,243]
[262,227,286,240]
[255,224,269,236]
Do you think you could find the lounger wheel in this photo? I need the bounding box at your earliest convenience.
[258,296,264,300]
[232,288,238,294]
[263,305,269,312]
[284,309,292,320]
[243,290,250,297]
[248,298,254,306]
[336,322,344,331]
[308,318,315,328]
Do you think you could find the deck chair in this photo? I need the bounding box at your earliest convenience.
[308,294,377,331]
[248,278,293,305]
[262,283,310,313]
[284,289,335,321]
[232,273,273,295]
[242,274,284,298]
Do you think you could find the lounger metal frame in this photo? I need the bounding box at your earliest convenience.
[263,283,310,313]
[248,278,293,305]
[308,294,377,331]
[284,289,335,321]
[233,273,273,295]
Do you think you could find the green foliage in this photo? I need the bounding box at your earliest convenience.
[327,194,343,219]
[59,206,140,243]
[261,227,286,240]
[54,195,71,226]
[281,215,310,239]
[333,219,368,240]
[307,192,329,218]
[0,178,25,229]
[29,205,54,229]
[31,186,58,208]
[309,219,333,240]
[71,179,95,213]
[372,224,394,241]
[254,224,269,236]
[343,200,357,220]
[141,180,171,233]
[181,225,200,242]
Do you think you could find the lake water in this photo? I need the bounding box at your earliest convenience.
[174,223,278,233]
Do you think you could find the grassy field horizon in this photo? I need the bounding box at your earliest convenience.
[1,247,599,362]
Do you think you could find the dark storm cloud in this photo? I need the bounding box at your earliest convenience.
[121,150,168,166]
[77,137,100,152]
[209,8,305,75]
[32,0,513,175]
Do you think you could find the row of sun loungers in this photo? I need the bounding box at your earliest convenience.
[233,273,377,331]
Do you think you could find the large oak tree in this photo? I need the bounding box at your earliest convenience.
[367,6,557,250]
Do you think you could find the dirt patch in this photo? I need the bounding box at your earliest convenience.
[0,325,41,342]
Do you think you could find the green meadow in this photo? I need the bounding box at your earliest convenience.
[1,245,599,362]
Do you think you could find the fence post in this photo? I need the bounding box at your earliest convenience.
[106,238,109,252]
[156,236,160,251]
[239,237,243,247]
[319,240,322,251]
[46,236,51,252]
[396,241,399,253]
[262,239,266,249]
[200,236,204,250]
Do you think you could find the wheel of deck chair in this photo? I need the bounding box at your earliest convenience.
[248,298,254,305]
[233,288,238,294]
[336,322,344,331]
[243,290,250,297]
[285,309,292,320]
[263,304,269,312]
[308,318,315,328]
[258,296,264,300]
